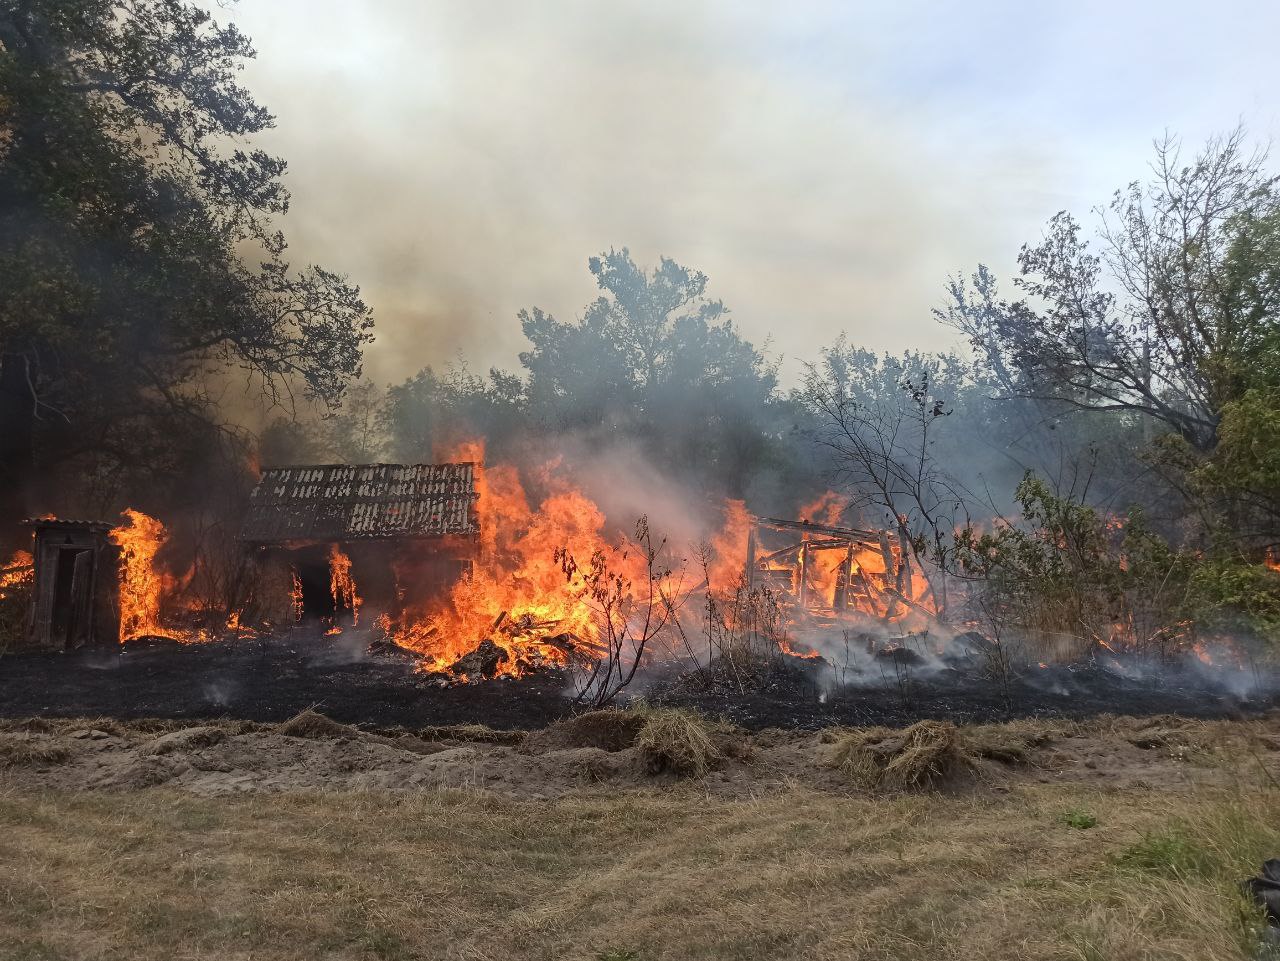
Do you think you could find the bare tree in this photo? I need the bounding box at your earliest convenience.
[938,127,1279,452]
[804,350,972,617]
[563,517,688,707]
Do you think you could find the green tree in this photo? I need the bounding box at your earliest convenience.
[0,0,373,540]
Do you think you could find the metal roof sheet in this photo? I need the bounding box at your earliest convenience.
[240,463,479,544]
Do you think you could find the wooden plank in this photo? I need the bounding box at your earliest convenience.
[756,516,880,541]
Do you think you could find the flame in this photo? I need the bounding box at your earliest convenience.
[328,543,362,626]
[705,499,752,591]
[0,550,34,600]
[799,491,845,527]
[289,568,304,622]
[110,509,182,643]
[779,638,822,659]
[387,440,651,676]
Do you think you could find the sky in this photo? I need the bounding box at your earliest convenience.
[222,0,1280,387]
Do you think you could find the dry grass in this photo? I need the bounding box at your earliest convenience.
[633,707,723,777]
[829,719,979,790]
[0,737,70,769]
[0,777,1277,960]
[277,708,359,740]
[524,708,647,753]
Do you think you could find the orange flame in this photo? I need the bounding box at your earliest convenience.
[779,638,822,659]
[328,544,362,627]
[109,509,180,643]
[799,491,845,527]
[705,499,752,592]
[387,441,651,676]
[0,550,34,600]
[289,568,304,623]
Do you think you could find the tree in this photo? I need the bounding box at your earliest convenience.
[939,129,1280,453]
[518,248,788,498]
[380,363,527,463]
[0,0,373,540]
[519,248,728,428]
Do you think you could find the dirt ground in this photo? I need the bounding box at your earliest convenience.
[2,710,1278,800]
[2,710,1279,961]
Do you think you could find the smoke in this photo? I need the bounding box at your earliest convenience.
[222,0,1280,390]
[225,0,1083,387]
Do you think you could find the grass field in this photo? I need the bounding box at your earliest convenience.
[2,770,1278,961]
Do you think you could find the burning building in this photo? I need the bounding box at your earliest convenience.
[239,462,479,628]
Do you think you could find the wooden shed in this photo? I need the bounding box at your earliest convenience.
[22,518,120,650]
[239,463,480,625]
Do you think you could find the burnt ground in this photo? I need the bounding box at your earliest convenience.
[645,657,1280,729]
[1,630,1277,730]
[0,632,571,730]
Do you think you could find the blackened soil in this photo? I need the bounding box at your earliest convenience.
[646,657,1280,730]
[1,634,1275,731]
[0,632,572,730]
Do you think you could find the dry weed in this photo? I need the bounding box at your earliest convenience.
[523,708,646,754]
[0,735,71,768]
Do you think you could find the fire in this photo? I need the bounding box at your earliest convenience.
[705,499,752,591]
[110,508,181,643]
[289,568,304,622]
[328,544,361,626]
[799,491,845,527]
[387,441,652,676]
[779,638,822,659]
[0,550,34,600]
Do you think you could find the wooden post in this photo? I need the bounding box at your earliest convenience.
[877,530,900,621]
[797,537,808,608]
[834,542,854,609]
[745,527,758,590]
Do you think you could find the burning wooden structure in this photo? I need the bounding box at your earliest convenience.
[746,515,929,622]
[22,518,120,650]
[239,463,479,626]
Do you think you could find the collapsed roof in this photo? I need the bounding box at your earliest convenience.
[240,463,479,545]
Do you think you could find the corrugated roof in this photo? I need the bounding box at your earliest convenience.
[21,518,114,531]
[240,463,479,544]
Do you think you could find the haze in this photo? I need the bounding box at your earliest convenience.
[228,0,1280,386]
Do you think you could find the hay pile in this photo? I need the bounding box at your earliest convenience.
[635,708,723,777]
[277,709,359,740]
[522,708,647,754]
[0,735,71,769]
[829,720,977,790]
[523,706,732,778]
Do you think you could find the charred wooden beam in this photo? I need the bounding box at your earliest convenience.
[755,517,880,541]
